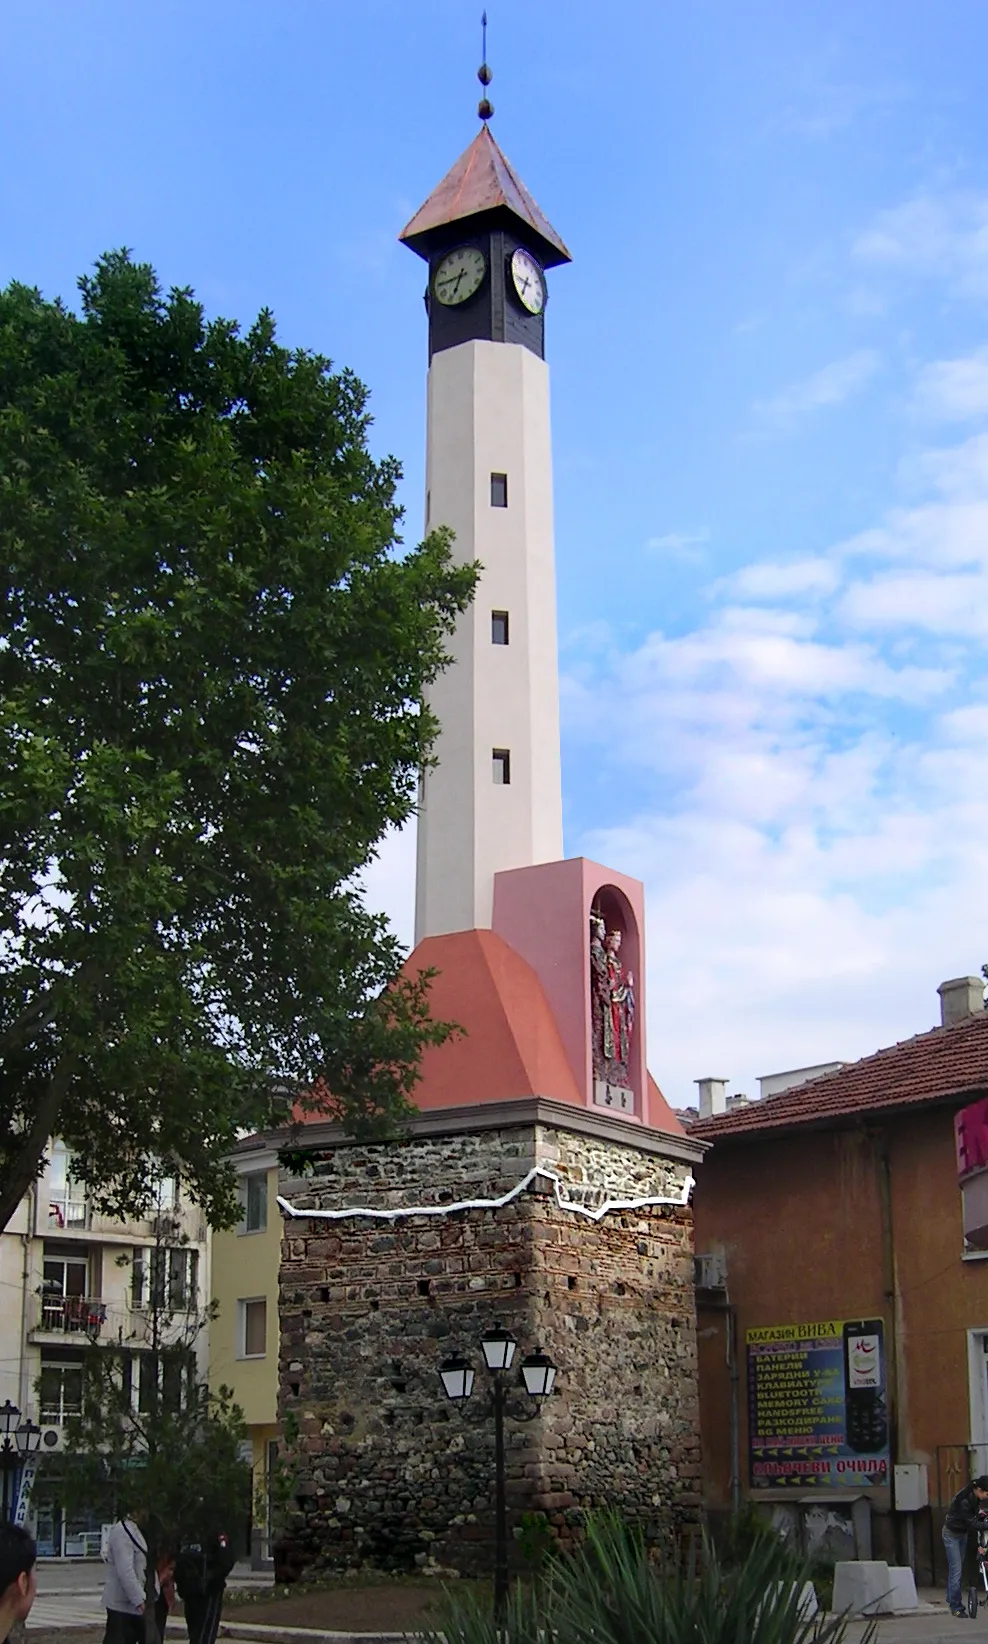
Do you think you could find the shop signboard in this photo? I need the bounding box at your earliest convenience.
[747,1317,889,1489]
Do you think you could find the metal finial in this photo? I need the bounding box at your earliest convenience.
[477,10,494,121]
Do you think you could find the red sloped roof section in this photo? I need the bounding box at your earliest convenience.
[399,126,571,265]
[648,1072,687,1138]
[403,928,584,1110]
[693,1010,988,1141]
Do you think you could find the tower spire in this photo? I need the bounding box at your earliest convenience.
[477,11,494,122]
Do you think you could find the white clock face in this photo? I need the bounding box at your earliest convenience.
[510,247,545,315]
[433,246,487,307]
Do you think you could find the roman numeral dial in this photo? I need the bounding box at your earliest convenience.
[433,245,487,307]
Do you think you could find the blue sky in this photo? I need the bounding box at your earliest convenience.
[5,1,988,1105]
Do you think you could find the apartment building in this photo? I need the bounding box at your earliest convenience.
[210,1134,281,1561]
[0,1141,211,1557]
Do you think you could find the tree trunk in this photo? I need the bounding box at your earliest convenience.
[0,1055,77,1232]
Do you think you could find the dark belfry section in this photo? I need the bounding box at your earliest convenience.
[400,125,571,362]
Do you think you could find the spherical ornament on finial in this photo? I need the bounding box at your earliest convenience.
[477,62,492,86]
[478,96,494,121]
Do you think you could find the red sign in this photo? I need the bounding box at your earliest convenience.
[956,1097,988,1180]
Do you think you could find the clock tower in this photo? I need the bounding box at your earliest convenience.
[401,118,571,941]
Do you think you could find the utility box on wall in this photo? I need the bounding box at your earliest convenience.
[894,1464,929,1512]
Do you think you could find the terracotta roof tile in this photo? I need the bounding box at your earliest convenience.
[400,126,571,267]
[692,1009,988,1142]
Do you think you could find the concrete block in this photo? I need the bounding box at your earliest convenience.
[887,1567,919,1612]
[832,1561,893,1616]
[759,1581,819,1626]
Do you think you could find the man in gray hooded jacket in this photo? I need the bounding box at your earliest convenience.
[102,1510,158,1644]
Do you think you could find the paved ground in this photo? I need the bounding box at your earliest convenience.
[27,1570,987,1641]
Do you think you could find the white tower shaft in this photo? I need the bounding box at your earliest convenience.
[415,338,563,941]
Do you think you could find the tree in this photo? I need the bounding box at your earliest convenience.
[54,1221,251,1644]
[0,251,477,1232]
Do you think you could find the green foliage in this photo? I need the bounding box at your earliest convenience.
[0,250,478,1231]
[431,1513,877,1644]
[514,1510,558,1577]
[260,1407,304,1544]
[56,1345,250,1551]
[716,1500,783,1566]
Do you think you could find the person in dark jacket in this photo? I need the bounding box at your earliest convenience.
[175,1531,236,1644]
[0,1525,36,1644]
[943,1476,988,1615]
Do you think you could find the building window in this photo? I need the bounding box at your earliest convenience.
[491,610,509,645]
[239,1171,268,1234]
[240,1297,267,1359]
[156,1176,179,1212]
[40,1252,95,1334]
[40,1360,84,1424]
[138,1350,193,1414]
[131,1247,198,1312]
[492,748,511,785]
[490,472,508,508]
[46,1141,87,1230]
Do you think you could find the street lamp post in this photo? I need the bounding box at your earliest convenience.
[0,1400,43,1523]
[439,1327,557,1618]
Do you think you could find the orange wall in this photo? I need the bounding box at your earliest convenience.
[695,1107,988,1510]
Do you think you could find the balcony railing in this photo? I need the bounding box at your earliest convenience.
[36,1296,107,1339]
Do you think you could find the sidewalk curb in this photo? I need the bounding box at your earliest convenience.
[218,1629,414,1642]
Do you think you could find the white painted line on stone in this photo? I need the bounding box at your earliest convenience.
[279,1165,694,1225]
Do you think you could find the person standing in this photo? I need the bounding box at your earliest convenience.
[102,1509,157,1644]
[0,1525,36,1643]
[943,1474,988,1616]
[155,1548,176,1641]
[175,1531,236,1644]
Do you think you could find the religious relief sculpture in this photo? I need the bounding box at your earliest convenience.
[590,908,636,1108]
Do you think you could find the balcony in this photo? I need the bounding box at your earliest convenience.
[33,1296,108,1341]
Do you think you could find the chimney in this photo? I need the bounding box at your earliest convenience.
[938,976,986,1028]
[696,1078,729,1119]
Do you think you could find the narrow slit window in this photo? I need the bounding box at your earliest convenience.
[490,472,508,508]
[491,610,509,645]
[492,748,511,785]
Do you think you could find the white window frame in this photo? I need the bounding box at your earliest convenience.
[39,1359,85,1424]
[238,1296,267,1360]
[967,1327,988,1476]
[239,1171,268,1235]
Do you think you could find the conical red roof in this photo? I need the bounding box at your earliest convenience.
[400,126,571,268]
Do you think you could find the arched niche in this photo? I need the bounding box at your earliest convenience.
[589,883,642,1115]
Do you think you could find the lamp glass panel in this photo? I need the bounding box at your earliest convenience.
[520,1355,557,1398]
[481,1329,517,1372]
[439,1360,475,1401]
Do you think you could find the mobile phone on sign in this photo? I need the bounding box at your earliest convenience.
[843,1319,888,1453]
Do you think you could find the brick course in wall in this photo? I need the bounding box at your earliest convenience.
[277,1100,704,1575]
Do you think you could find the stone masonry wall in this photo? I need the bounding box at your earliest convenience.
[277,1121,700,1574]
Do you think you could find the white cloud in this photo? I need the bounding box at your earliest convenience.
[752,350,880,432]
[563,398,988,1108]
[841,569,988,636]
[356,820,416,950]
[718,558,841,600]
[915,348,988,422]
[855,191,988,299]
[647,529,710,558]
